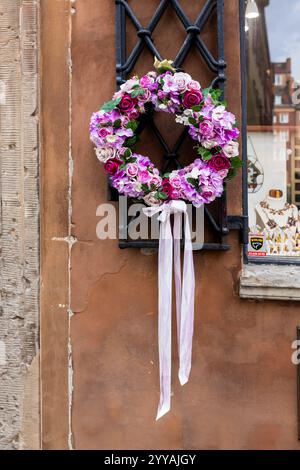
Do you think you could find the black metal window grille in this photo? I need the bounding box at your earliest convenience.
[113,0,246,250]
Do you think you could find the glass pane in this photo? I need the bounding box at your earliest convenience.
[246,0,300,258]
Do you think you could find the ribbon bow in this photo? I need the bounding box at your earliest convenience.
[143,200,195,420]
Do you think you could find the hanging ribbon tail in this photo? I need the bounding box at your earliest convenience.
[143,200,195,420]
[178,211,195,386]
[156,214,172,420]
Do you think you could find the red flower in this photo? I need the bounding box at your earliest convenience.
[183,90,203,108]
[118,94,136,113]
[104,158,121,175]
[208,155,231,172]
[162,178,173,197]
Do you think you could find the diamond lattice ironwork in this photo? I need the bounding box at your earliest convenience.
[113,0,230,250]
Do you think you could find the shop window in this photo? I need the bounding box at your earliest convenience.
[275,74,283,86]
[279,112,289,124]
[243,0,300,262]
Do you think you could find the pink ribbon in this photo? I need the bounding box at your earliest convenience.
[143,200,195,420]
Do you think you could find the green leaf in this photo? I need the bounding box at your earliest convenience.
[225,168,237,181]
[125,120,139,132]
[188,117,197,126]
[123,148,132,159]
[163,172,170,178]
[119,164,126,170]
[192,105,202,112]
[210,88,223,104]
[130,89,140,98]
[187,177,197,186]
[130,87,146,98]
[197,146,212,161]
[113,119,122,128]
[125,135,138,148]
[126,157,137,163]
[101,97,121,112]
[220,100,228,107]
[202,88,211,99]
[230,156,243,169]
[155,191,168,200]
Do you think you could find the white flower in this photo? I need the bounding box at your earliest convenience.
[175,114,189,126]
[212,105,226,122]
[95,146,116,163]
[158,103,168,110]
[120,77,139,93]
[183,109,194,117]
[106,135,119,144]
[202,140,218,149]
[187,168,200,179]
[223,141,239,158]
[144,192,161,206]
[134,182,143,192]
[173,72,192,92]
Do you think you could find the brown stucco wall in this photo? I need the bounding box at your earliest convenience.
[41,0,300,450]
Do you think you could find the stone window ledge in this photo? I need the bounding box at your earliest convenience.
[239,264,300,301]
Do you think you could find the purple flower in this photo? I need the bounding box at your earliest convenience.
[199,121,214,138]
[138,170,151,183]
[183,90,203,108]
[116,127,134,138]
[140,75,154,88]
[158,90,168,100]
[225,127,240,140]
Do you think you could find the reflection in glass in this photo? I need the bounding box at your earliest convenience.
[247,0,300,257]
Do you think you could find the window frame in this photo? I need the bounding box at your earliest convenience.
[239,0,300,266]
[279,112,289,124]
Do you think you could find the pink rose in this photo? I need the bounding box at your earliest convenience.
[140,75,154,88]
[201,188,215,201]
[150,175,162,187]
[199,120,214,138]
[187,80,201,91]
[104,158,121,175]
[169,174,181,188]
[118,94,136,113]
[170,189,181,200]
[158,90,168,100]
[144,192,161,207]
[208,155,231,172]
[183,90,203,108]
[138,170,151,183]
[137,88,152,103]
[126,163,139,177]
[97,127,111,138]
[218,169,229,178]
[128,109,139,120]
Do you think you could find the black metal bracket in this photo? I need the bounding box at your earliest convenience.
[114,0,245,250]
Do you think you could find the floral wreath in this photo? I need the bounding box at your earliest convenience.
[90,58,241,208]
